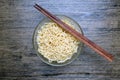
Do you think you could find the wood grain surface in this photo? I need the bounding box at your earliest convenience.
[0,0,120,80]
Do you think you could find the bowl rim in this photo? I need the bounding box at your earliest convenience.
[32,15,84,66]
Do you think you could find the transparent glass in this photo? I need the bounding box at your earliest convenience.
[33,15,84,66]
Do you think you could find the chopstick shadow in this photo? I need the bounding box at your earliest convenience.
[79,45,106,64]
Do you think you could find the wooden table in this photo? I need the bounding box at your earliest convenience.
[0,0,120,80]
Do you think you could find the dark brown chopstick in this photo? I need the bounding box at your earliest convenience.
[34,4,113,62]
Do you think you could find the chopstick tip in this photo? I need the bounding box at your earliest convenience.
[108,54,114,62]
[33,3,38,6]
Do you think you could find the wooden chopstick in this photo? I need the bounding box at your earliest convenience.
[34,4,113,62]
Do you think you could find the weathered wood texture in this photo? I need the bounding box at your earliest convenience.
[0,0,120,80]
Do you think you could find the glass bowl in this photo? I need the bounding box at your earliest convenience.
[33,15,84,66]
